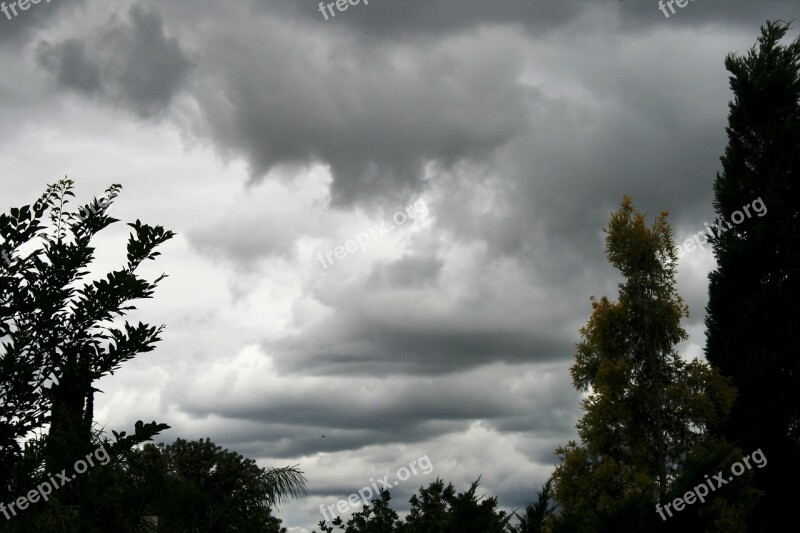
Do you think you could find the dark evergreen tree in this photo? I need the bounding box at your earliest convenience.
[507,479,555,533]
[704,20,800,531]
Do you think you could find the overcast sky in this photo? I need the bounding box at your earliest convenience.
[1,0,797,530]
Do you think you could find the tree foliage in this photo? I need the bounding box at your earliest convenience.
[704,20,800,530]
[1,178,173,527]
[550,197,738,532]
[507,479,555,533]
[117,437,306,532]
[315,477,513,533]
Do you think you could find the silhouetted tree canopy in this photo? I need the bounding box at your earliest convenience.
[315,477,513,533]
[705,19,800,531]
[1,179,174,524]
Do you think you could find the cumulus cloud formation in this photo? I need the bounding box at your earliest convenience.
[187,22,533,205]
[36,4,193,119]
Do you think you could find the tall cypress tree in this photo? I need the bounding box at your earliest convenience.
[705,20,800,529]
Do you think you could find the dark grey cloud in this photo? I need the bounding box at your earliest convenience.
[9,0,797,212]
[36,4,192,119]
[365,255,443,289]
[24,0,795,210]
[267,265,575,376]
[264,0,589,38]
[220,419,471,461]
[264,0,798,38]
[273,324,569,376]
[167,361,581,458]
[190,22,532,206]
[617,0,799,29]
[36,38,101,92]
[0,0,85,45]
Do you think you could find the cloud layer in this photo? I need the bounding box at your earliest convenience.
[2,0,797,530]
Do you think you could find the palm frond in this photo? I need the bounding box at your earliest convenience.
[259,464,308,507]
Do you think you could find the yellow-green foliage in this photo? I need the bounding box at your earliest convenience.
[551,197,740,531]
